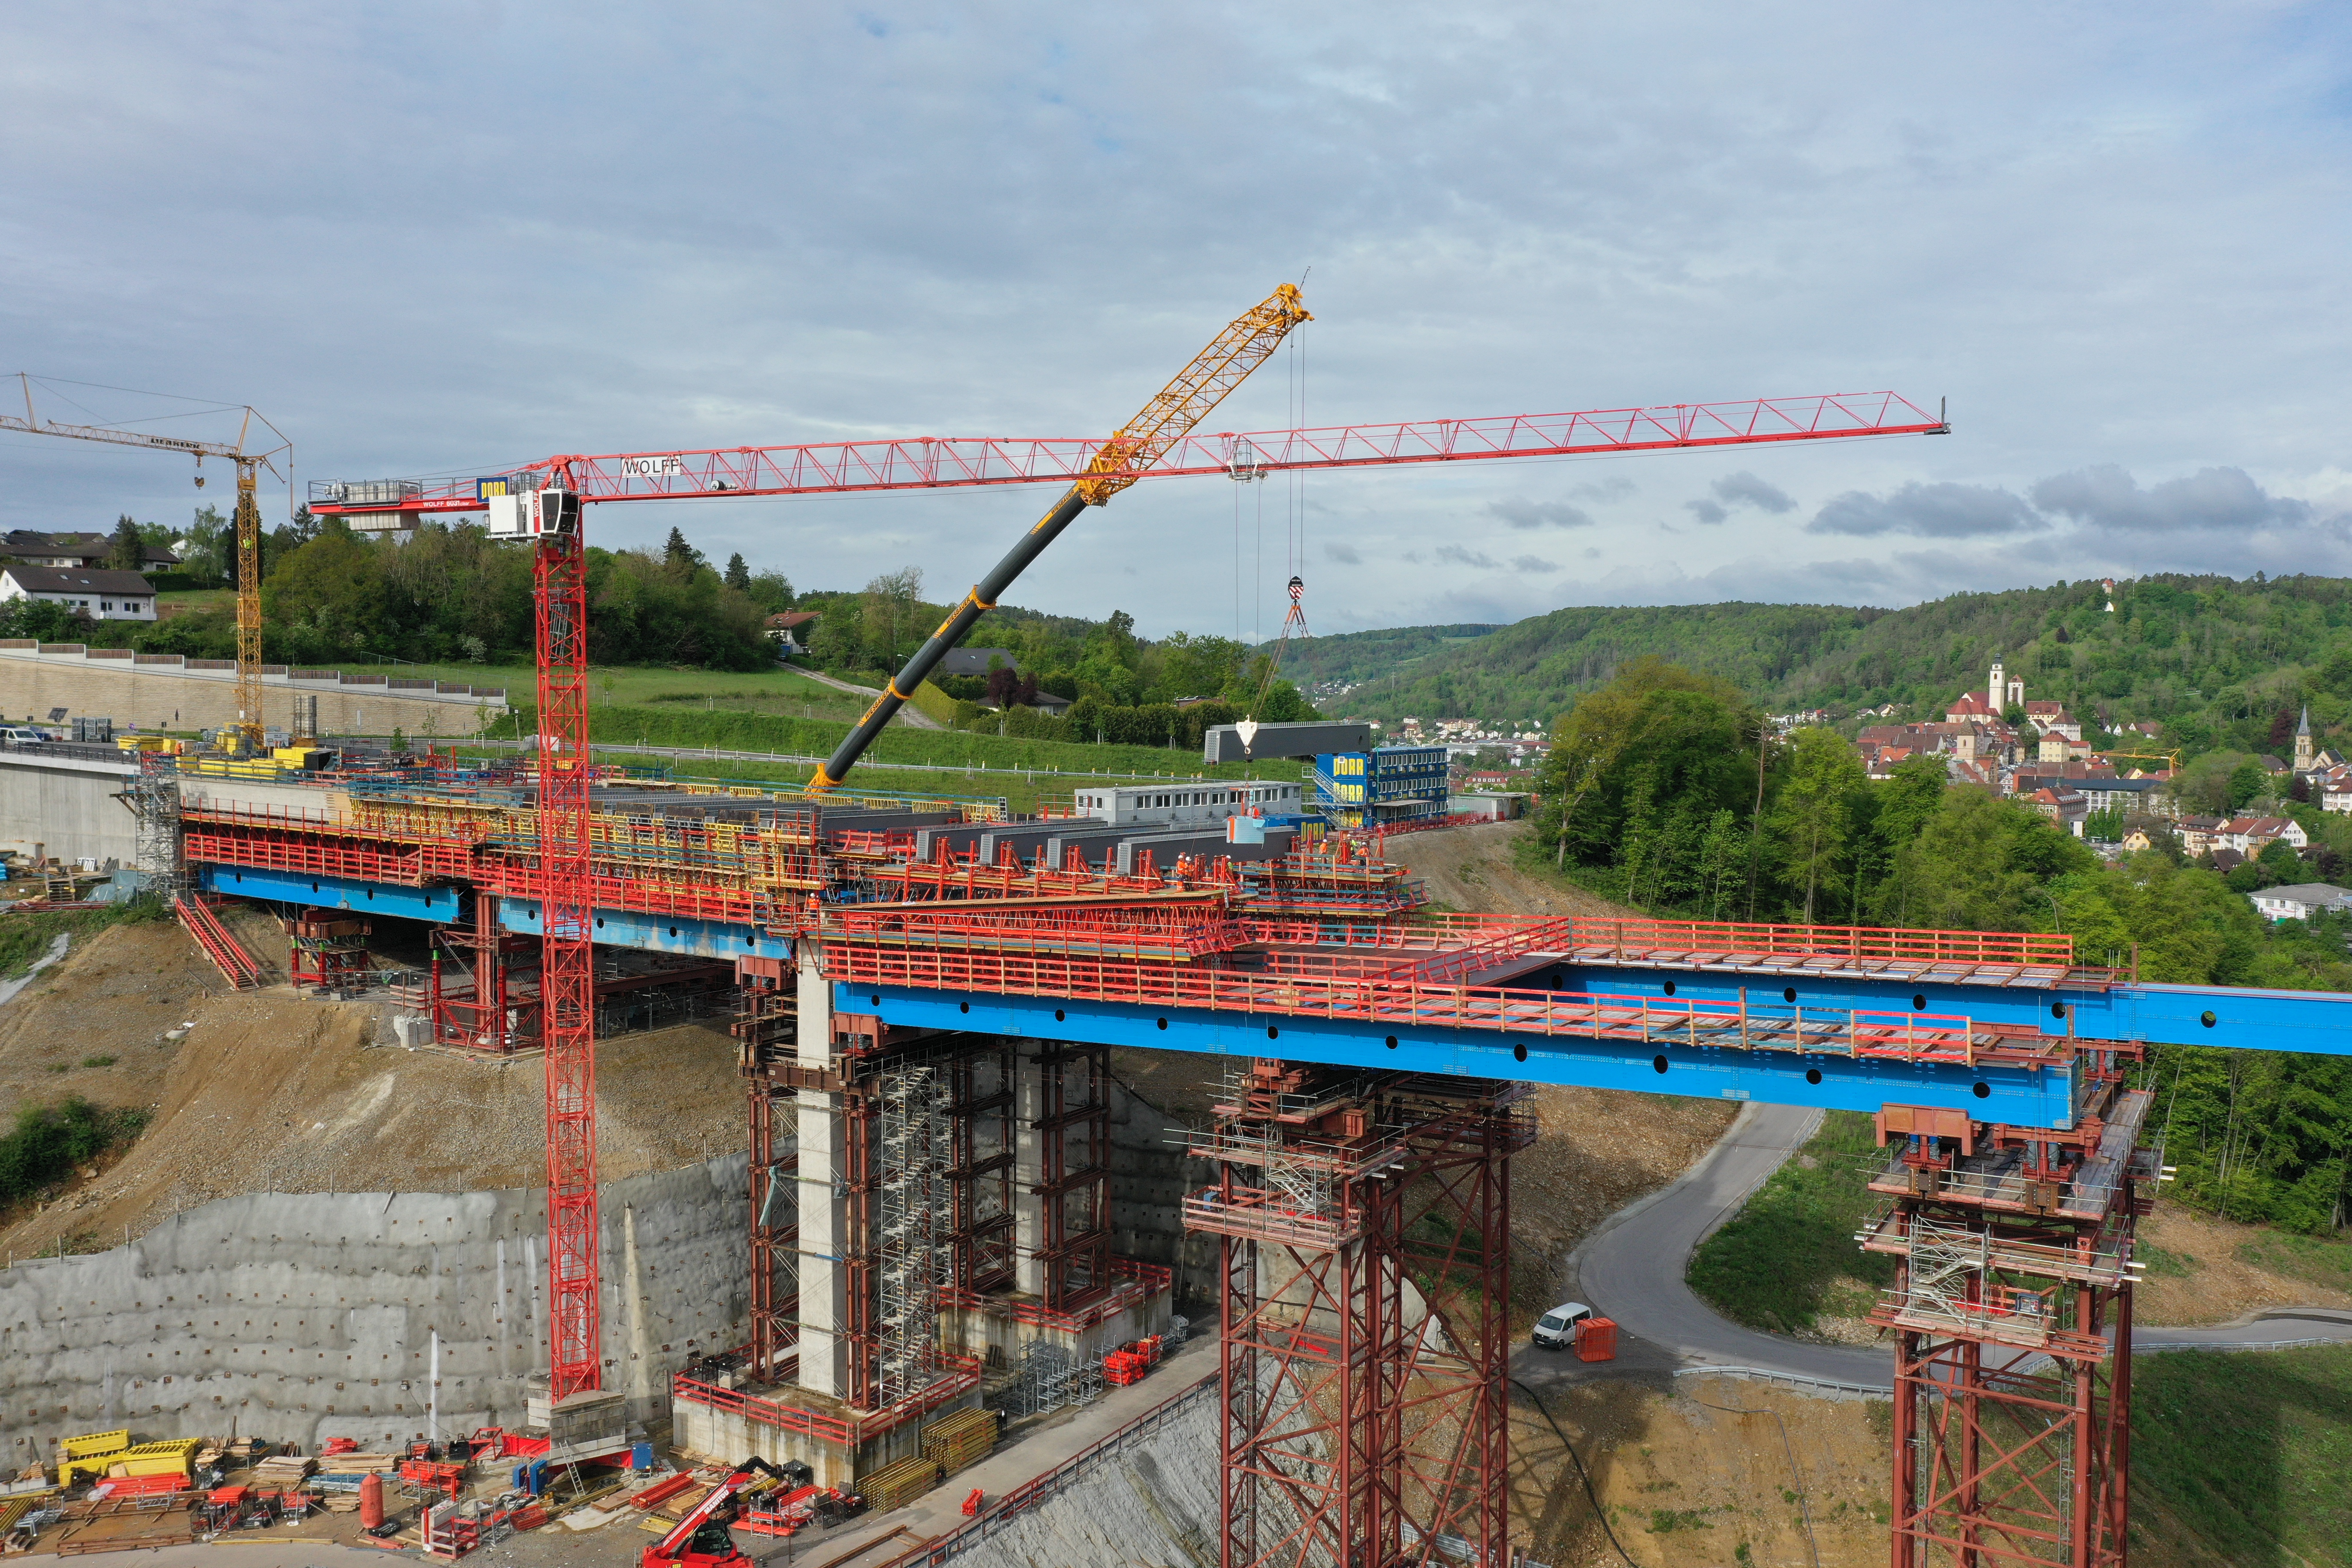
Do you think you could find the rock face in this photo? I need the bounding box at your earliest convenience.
[0,1153,747,1462]
[952,1378,1225,1568]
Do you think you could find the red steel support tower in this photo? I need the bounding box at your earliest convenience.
[535,518,601,1401]
[1868,1070,2154,1568]
[1185,1063,1530,1568]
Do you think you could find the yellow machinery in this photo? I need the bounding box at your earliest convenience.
[55,1430,129,1471]
[806,283,1311,794]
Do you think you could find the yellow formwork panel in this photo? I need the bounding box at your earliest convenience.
[58,1430,129,1461]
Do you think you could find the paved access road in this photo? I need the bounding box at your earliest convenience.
[1516,1101,2352,1396]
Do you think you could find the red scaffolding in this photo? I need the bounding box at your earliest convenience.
[1866,1066,2155,1568]
[1185,1063,1531,1568]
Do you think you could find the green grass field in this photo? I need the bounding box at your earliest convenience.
[487,699,1301,789]
[339,660,882,720]
[2134,1344,2352,1565]
[2236,1229,2352,1298]
[1684,1111,1897,1335]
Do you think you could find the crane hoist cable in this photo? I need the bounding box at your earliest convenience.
[1231,572,1309,757]
[805,282,1312,794]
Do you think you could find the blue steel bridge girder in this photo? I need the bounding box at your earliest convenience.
[1524,958,2352,1058]
[190,865,2352,1121]
[841,982,2086,1129]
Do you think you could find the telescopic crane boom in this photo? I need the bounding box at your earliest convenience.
[806,282,1313,791]
[2,375,290,745]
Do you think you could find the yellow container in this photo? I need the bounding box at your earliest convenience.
[58,1430,129,1462]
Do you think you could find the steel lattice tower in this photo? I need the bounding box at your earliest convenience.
[535,525,601,1401]
[1186,1063,1529,1568]
[1870,1072,2155,1568]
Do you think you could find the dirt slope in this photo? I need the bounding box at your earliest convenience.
[0,920,744,1257]
[1386,819,1627,917]
[1510,1376,1893,1568]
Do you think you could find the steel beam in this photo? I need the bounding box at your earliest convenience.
[196,863,461,922]
[1551,962,2352,1056]
[842,982,2082,1128]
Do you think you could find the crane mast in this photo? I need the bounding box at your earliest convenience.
[1,377,288,745]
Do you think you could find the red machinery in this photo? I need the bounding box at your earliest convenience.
[640,1463,803,1568]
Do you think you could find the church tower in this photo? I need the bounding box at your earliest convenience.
[2297,705,2315,770]
[1989,657,2004,714]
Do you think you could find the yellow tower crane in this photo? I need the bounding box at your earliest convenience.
[3,375,289,747]
[809,282,1312,791]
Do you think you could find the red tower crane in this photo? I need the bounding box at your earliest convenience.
[309,304,1944,1428]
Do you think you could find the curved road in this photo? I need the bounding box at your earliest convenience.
[1515,1102,2352,1395]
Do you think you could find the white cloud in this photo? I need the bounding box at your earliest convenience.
[1712,471,1796,514]
[1485,498,1595,530]
[1808,483,2044,539]
[4,3,2349,640]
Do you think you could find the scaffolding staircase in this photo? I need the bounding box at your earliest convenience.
[177,893,262,989]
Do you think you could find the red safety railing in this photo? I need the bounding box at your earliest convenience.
[1545,914,2075,969]
[938,1256,1173,1333]
[825,942,1979,1061]
[670,1352,983,1446]
[176,894,261,989]
[831,898,1246,962]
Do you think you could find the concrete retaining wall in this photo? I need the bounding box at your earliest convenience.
[1106,1076,1219,1311]
[0,644,508,738]
[0,1154,748,1461]
[0,749,138,866]
[951,1378,1222,1568]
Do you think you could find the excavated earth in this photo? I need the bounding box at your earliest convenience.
[0,914,742,1259]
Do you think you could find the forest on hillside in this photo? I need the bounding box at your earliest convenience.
[1322,575,2352,760]
[1537,656,2352,1236]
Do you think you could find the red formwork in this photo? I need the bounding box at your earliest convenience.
[181,818,475,885]
[671,1354,984,1447]
[833,895,1245,962]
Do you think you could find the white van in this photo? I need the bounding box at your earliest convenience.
[0,727,45,746]
[1531,1302,1592,1350]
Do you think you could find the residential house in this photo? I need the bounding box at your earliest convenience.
[1949,758,1999,790]
[2213,815,2308,854]
[763,609,819,653]
[2026,785,2089,836]
[0,565,156,621]
[0,529,178,572]
[1944,691,2001,724]
[2023,701,2081,741]
[2176,816,2226,855]
[935,647,1023,679]
[2073,776,2172,820]
[2255,753,2294,777]
[2249,882,2352,922]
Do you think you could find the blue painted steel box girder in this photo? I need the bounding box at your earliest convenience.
[192,863,2348,1133]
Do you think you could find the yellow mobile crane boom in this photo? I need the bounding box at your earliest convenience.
[3,374,289,747]
[808,282,1312,792]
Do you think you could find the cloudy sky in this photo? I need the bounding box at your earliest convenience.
[5,3,2349,637]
